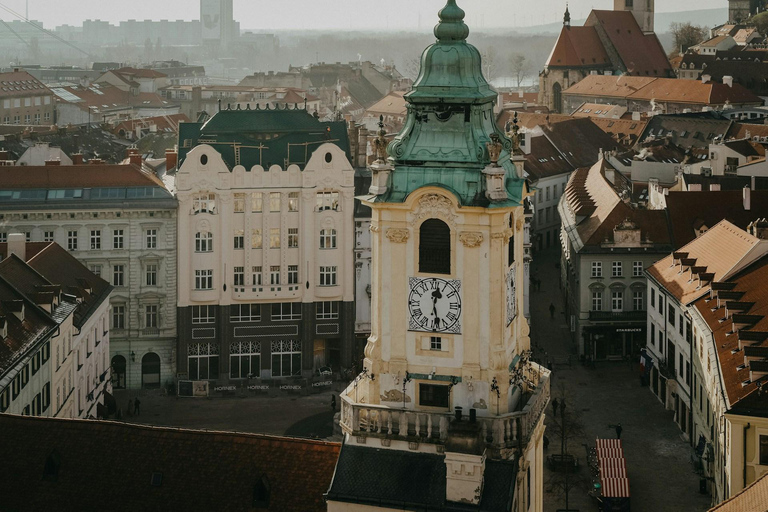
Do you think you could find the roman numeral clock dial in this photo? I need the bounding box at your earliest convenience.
[408,277,462,334]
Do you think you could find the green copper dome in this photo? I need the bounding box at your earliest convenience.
[376,0,524,208]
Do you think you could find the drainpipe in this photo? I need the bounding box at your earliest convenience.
[743,423,751,491]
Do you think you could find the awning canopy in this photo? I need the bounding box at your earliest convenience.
[601,477,630,498]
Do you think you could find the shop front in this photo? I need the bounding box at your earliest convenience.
[583,323,646,362]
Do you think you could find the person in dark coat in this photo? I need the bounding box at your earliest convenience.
[134,398,141,416]
[615,423,623,439]
[330,395,337,412]
[549,303,555,318]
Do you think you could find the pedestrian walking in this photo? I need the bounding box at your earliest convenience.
[552,398,559,416]
[127,399,133,416]
[615,423,623,439]
[330,394,337,413]
[134,397,141,416]
[549,303,555,318]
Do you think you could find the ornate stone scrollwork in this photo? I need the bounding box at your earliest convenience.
[386,228,410,243]
[516,219,524,232]
[411,194,457,227]
[459,231,483,248]
[369,225,380,233]
[491,232,507,240]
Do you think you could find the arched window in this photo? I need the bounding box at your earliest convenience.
[195,232,213,252]
[419,219,451,274]
[552,82,563,114]
[141,352,161,389]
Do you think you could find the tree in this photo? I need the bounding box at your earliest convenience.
[509,54,531,88]
[753,12,768,37]
[670,22,708,53]
[481,46,499,82]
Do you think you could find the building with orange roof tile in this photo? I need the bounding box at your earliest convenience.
[561,75,764,116]
[539,2,672,113]
[559,159,672,360]
[645,220,768,491]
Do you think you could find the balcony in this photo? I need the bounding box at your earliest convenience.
[589,310,647,322]
[339,364,550,453]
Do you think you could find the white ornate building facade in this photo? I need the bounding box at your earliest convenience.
[175,107,356,382]
[0,160,178,390]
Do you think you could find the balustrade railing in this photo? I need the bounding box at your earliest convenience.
[340,369,550,452]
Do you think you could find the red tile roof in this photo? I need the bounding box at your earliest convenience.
[0,70,51,98]
[665,190,768,248]
[0,163,167,189]
[0,415,341,512]
[588,10,672,77]
[546,26,611,68]
[564,75,763,106]
[693,258,768,415]
[563,160,670,247]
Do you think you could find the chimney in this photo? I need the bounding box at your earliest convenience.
[90,158,104,165]
[744,186,751,211]
[702,74,711,84]
[7,232,25,261]
[0,149,8,160]
[165,148,178,170]
[723,76,733,87]
[444,450,486,505]
[747,218,768,240]
[72,153,84,165]
[127,148,142,166]
[44,159,61,166]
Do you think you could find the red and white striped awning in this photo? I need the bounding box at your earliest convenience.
[600,466,627,479]
[599,457,626,469]
[601,477,630,498]
[596,438,625,461]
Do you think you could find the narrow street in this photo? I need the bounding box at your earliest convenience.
[531,249,711,512]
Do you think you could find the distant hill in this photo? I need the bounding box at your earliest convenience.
[507,8,727,35]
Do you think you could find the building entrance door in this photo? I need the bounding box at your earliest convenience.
[141,352,161,389]
[111,355,126,389]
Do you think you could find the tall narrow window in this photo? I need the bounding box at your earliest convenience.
[269,228,280,249]
[251,192,263,212]
[145,305,158,328]
[113,265,124,287]
[146,229,157,249]
[288,228,299,248]
[234,267,245,286]
[146,264,158,286]
[270,266,280,285]
[113,229,124,249]
[234,193,245,213]
[288,265,298,284]
[234,230,245,249]
[269,192,281,212]
[252,266,263,286]
[90,230,101,250]
[419,219,450,274]
[288,192,299,212]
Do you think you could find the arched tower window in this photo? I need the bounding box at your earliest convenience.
[552,82,563,114]
[419,219,451,274]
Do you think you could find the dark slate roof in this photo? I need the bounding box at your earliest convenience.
[682,174,768,191]
[327,444,516,511]
[665,190,768,249]
[543,117,628,169]
[0,275,57,373]
[25,244,112,329]
[178,107,351,171]
[524,134,572,182]
[0,414,341,512]
[639,114,734,149]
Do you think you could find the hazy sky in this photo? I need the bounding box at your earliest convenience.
[2,0,723,30]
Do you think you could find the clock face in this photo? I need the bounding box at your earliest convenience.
[506,267,517,325]
[408,277,462,334]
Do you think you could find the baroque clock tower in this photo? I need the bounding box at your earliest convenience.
[328,2,550,511]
